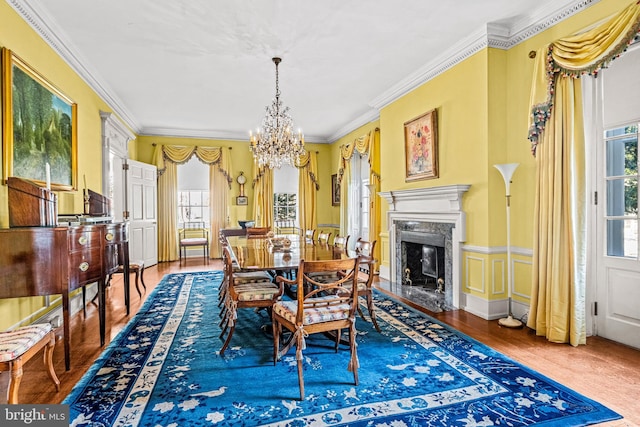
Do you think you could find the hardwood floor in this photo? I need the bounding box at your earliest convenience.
[2,258,639,426]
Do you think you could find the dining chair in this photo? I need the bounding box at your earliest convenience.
[304,229,316,242]
[317,231,332,244]
[333,234,350,250]
[219,246,282,355]
[179,221,209,265]
[272,257,361,400]
[353,238,380,332]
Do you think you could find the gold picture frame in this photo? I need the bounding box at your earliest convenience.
[404,108,438,181]
[2,47,78,190]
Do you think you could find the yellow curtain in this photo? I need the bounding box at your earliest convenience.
[252,160,273,227]
[338,129,379,249]
[153,146,179,262]
[209,149,232,258]
[154,144,232,260]
[526,1,640,345]
[297,151,318,233]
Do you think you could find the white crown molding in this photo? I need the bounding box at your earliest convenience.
[8,0,141,133]
[139,127,329,144]
[328,109,380,143]
[10,0,598,140]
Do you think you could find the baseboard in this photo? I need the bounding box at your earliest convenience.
[379,265,390,281]
[460,293,529,322]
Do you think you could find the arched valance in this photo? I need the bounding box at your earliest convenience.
[153,144,233,188]
[528,1,640,155]
[295,151,319,190]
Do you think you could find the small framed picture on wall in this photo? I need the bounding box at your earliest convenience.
[331,174,340,206]
[236,196,248,206]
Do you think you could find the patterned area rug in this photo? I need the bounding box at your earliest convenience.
[64,271,620,426]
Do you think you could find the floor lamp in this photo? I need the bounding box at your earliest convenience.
[494,163,523,328]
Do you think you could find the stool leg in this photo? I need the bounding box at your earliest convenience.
[139,267,147,294]
[134,269,142,298]
[44,331,60,391]
[7,358,23,404]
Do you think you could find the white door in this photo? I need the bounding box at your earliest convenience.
[591,46,640,349]
[127,159,158,267]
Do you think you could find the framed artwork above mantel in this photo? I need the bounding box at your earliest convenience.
[404,108,438,182]
[2,47,78,191]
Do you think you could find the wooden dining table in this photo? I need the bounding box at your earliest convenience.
[225,234,355,271]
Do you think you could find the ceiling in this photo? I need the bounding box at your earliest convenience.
[9,0,589,143]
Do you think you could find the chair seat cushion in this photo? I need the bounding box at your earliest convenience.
[233,271,273,284]
[180,238,208,246]
[0,324,52,362]
[273,297,351,325]
[234,282,280,301]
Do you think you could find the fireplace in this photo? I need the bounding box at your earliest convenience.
[379,185,470,310]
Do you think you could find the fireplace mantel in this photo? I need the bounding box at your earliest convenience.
[379,185,470,308]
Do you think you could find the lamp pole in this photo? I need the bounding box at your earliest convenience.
[494,163,523,328]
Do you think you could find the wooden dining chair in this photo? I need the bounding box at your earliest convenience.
[272,257,360,400]
[333,234,350,250]
[317,230,332,244]
[304,229,316,242]
[219,246,282,356]
[353,238,380,332]
[179,221,209,265]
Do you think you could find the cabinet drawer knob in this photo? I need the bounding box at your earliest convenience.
[79,262,89,272]
[78,236,87,245]
[105,233,114,242]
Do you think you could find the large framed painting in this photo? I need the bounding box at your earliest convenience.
[2,47,77,191]
[404,108,438,181]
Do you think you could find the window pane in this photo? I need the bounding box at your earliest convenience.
[605,125,637,138]
[607,178,638,217]
[287,194,296,205]
[607,219,638,258]
[606,135,638,177]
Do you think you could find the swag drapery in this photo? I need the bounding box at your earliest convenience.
[526,1,640,346]
[153,145,232,261]
[251,151,318,231]
[337,128,381,262]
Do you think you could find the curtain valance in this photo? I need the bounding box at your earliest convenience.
[528,1,640,155]
[152,145,232,188]
[337,129,379,184]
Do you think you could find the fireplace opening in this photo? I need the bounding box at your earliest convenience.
[403,241,445,291]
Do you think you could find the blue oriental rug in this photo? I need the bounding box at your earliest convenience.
[64,271,621,426]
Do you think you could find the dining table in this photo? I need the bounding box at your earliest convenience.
[224,233,355,272]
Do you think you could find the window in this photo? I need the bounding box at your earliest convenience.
[178,190,209,227]
[273,164,299,228]
[274,193,297,222]
[605,124,639,258]
[177,156,210,228]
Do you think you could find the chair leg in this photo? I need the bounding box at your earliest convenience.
[366,293,381,332]
[219,324,235,356]
[44,331,60,391]
[296,333,305,400]
[7,357,23,404]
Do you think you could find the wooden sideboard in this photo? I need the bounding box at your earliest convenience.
[0,223,129,370]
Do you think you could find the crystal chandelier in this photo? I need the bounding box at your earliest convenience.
[250,57,305,169]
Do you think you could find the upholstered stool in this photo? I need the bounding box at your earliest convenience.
[108,260,147,298]
[0,323,60,404]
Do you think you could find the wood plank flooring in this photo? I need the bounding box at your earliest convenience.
[2,259,638,426]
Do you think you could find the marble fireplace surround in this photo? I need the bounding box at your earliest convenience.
[379,185,470,309]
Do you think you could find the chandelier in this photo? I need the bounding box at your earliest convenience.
[250,57,305,169]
